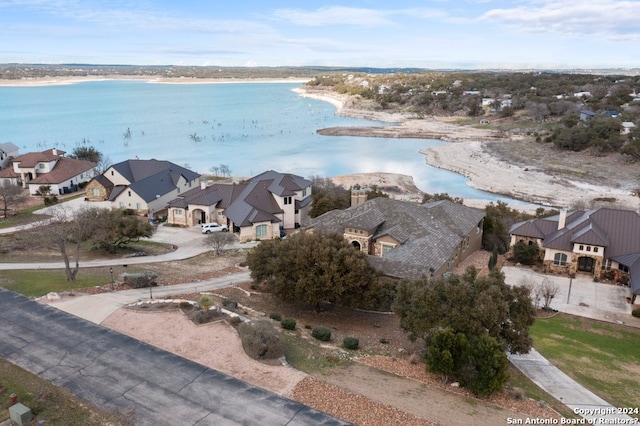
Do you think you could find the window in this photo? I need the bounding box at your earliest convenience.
[284,196,292,205]
[593,247,599,253]
[619,264,629,273]
[256,224,267,237]
[579,245,584,251]
[553,253,568,266]
[119,202,124,208]
[586,246,591,252]
[92,188,100,196]
[38,163,45,169]
[128,190,131,197]
[302,188,307,197]
[136,203,141,211]
[175,209,183,217]
[602,259,612,271]
[381,244,394,256]
[111,170,114,176]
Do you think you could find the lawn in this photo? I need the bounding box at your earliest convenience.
[0,268,116,297]
[531,313,640,414]
[0,358,130,425]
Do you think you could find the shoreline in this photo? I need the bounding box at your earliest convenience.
[0,75,311,87]
[296,86,640,210]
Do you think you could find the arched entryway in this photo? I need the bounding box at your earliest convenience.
[577,256,595,273]
[351,241,361,250]
[191,209,206,226]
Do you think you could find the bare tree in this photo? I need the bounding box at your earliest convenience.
[540,278,559,309]
[0,181,27,218]
[519,276,541,309]
[43,205,102,281]
[203,231,236,255]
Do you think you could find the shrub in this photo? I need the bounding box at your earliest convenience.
[238,320,284,360]
[269,312,282,321]
[122,271,158,289]
[311,327,331,342]
[281,317,297,330]
[228,316,242,327]
[222,299,238,310]
[632,308,640,318]
[343,337,359,350]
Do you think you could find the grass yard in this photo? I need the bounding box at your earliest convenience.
[531,313,640,415]
[0,358,130,425]
[0,268,117,297]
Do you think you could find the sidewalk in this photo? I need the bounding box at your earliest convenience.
[503,266,637,423]
[46,270,251,324]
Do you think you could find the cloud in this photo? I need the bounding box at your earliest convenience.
[271,6,393,27]
[480,0,640,40]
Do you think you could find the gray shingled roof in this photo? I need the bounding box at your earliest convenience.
[307,198,485,280]
[224,171,310,227]
[107,159,200,202]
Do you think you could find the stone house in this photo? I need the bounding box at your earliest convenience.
[0,148,96,195]
[305,198,485,280]
[509,208,640,296]
[85,159,200,217]
[166,170,312,241]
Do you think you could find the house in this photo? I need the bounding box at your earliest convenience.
[509,208,640,296]
[85,159,200,217]
[0,142,19,170]
[0,148,96,195]
[166,170,312,241]
[621,122,636,135]
[579,109,595,121]
[305,198,485,280]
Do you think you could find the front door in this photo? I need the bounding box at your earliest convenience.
[578,256,594,273]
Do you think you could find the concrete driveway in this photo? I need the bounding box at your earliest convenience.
[504,266,636,423]
[0,288,348,426]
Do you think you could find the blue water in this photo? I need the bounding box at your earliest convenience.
[0,81,511,201]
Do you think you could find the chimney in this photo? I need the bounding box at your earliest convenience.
[558,209,567,230]
[52,148,58,156]
[200,180,208,190]
[351,188,368,207]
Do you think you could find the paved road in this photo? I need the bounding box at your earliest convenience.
[0,288,348,426]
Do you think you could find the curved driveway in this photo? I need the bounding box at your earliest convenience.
[0,288,347,426]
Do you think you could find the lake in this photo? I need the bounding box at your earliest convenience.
[0,80,509,201]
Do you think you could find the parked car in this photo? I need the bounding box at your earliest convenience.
[201,222,228,233]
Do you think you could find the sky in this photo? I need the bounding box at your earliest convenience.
[0,1,638,70]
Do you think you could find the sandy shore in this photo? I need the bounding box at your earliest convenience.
[296,86,640,210]
[0,75,311,87]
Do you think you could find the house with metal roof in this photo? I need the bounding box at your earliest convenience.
[305,198,485,280]
[509,208,640,296]
[0,148,96,195]
[166,170,312,241]
[85,159,200,217]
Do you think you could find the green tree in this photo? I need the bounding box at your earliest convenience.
[425,328,468,383]
[0,181,27,218]
[511,240,540,265]
[395,268,528,396]
[459,334,509,397]
[309,176,350,218]
[394,267,535,354]
[70,146,102,163]
[246,231,379,309]
[488,246,499,270]
[422,192,463,204]
[90,209,154,253]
